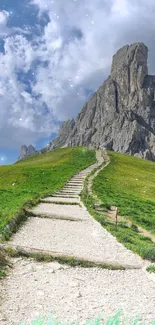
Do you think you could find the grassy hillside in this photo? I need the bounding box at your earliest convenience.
[0,147,96,237]
[83,151,155,261]
[93,151,155,231]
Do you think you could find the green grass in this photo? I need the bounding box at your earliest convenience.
[0,147,96,238]
[93,151,155,233]
[147,265,155,273]
[81,151,155,261]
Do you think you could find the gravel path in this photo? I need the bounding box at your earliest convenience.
[1,259,155,325]
[41,197,81,205]
[8,216,142,268]
[29,203,89,221]
[1,150,155,324]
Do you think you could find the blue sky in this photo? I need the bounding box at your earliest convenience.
[1,0,155,164]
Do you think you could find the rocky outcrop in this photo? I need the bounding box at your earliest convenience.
[58,42,155,161]
[47,119,75,150]
[18,145,37,160]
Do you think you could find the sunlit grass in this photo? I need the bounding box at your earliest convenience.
[93,151,155,233]
[0,147,96,236]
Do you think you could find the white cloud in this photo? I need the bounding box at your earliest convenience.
[0,10,10,37]
[0,10,9,25]
[1,0,155,148]
[112,0,129,16]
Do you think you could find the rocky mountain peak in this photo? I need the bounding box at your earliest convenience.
[52,42,155,161]
[18,42,155,161]
[18,144,37,160]
[47,119,75,151]
[111,43,148,93]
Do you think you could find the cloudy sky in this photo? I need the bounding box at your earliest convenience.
[0,0,155,164]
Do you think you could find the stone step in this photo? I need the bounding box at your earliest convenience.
[77,174,88,177]
[67,182,83,186]
[28,203,88,221]
[1,243,124,270]
[62,184,82,188]
[69,178,84,180]
[56,190,80,194]
[61,191,81,194]
[8,217,143,269]
[64,185,82,188]
[58,188,81,192]
[70,179,85,183]
[63,189,82,193]
[72,175,86,178]
[57,192,81,196]
[67,181,83,185]
[54,193,79,198]
[40,197,81,205]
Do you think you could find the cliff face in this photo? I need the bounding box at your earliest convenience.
[47,119,75,151]
[62,42,155,160]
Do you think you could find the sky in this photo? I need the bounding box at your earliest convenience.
[1,0,155,164]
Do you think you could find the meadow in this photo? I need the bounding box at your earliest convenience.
[93,151,155,231]
[0,147,96,238]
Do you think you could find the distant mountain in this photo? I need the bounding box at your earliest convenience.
[19,42,155,161]
[18,120,75,160]
[18,145,37,160]
[47,119,75,151]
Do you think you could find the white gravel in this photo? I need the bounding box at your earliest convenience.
[9,216,142,268]
[41,197,81,205]
[1,259,155,325]
[54,193,79,198]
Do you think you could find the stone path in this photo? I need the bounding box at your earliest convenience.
[1,260,155,325]
[1,150,155,324]
[3,152,142,269]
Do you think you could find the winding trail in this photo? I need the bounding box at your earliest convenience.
[1,150,155,324]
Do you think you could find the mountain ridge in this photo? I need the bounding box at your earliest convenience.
[19,42,155,161]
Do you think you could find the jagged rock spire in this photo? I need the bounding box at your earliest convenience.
[18,145,37,160]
